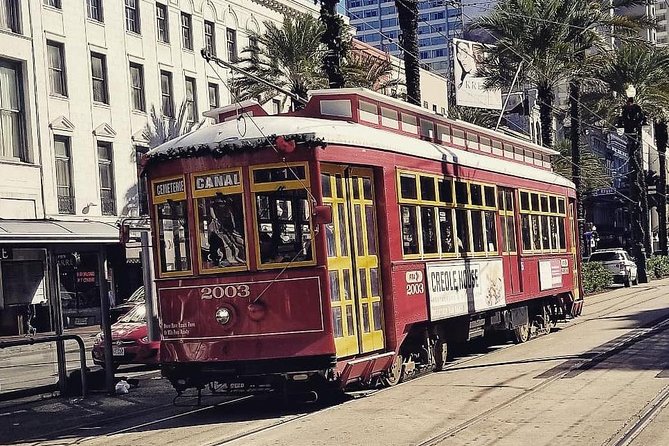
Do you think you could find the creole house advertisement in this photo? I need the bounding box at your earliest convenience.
[426,258,506,320]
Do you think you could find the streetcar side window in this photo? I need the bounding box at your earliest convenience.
[251,164,314,268]
[397,170,498,258]
[498,187,516,253]
[192,168,247,272]
[152,176,192,276]
[156,200,192,273]
[518,189,567,253]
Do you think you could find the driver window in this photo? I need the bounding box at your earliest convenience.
[252,164,314,267]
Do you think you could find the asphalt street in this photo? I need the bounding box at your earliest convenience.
[1,279,668,446]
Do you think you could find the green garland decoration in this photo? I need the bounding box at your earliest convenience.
[144,134,327,168]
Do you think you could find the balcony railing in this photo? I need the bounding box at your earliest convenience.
[101,194,116,216]
[57,195,75,214]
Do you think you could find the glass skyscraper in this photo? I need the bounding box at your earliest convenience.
[345,0,463,77]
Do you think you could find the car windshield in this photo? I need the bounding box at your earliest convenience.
[590,252,623,262]
[126,286,145,303]
[118,304,146,323]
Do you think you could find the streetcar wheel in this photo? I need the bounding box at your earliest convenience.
[382,354,404,386]
[513,323,530,344]
[433,341,449,372]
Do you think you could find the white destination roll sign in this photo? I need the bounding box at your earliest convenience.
[426,258,506,321]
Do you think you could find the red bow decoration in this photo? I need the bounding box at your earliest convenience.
[275,136,296,154]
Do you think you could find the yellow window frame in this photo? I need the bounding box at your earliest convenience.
[396,169,499,259]
[191,168,250,275]
[250,162,316,270]
[151,175,193,278]
[518,189,568,254]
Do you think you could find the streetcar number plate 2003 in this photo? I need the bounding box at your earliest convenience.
[112,346,124,356]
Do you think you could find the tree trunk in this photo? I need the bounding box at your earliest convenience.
[655,120,668,256]
[569,80,584,257]
[628,128,649,283]
[320,0,345,89]
[396,0,421,106]
[537,84,554,148]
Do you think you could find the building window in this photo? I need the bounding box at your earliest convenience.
[185,76,197,124]
[47,41,67,97]
[0,59,25,161]
[135,146,149,215]
[125,0,140,34]
[226,28,237,62]
[155,2,168,43]
[208,82,219,109]
[180,12,192,50]
[1,0,21,33]
[204,20,215,55]
[90,52,108,104]
[86,0,103,22]
[129,62,145,112]
[97,142,116,215]
[54,136,74,214]
[43,0,61,9]
[160,70,173,117]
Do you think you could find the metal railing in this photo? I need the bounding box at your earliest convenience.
[0,334,88,398]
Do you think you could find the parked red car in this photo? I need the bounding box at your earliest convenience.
[92,304,159,368]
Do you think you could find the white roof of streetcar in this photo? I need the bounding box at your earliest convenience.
[149,114,574,190]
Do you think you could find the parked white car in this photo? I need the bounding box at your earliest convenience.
[588,249,638,287]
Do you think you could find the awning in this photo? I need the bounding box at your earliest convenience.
[0,219,120,244]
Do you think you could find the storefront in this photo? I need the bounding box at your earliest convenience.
[0,220,122,338]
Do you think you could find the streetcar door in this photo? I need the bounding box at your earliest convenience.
[499,187,521,295]
[347,168,384,353]
[321,165,385,357]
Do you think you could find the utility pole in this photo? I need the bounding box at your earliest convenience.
[654,120,668,255]
[618,88,648,283]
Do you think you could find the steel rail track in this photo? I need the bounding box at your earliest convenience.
[27,282,669,445]
[414,315,669,446]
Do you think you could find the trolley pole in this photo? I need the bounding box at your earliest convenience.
[141,231,159,342]
[97,248,115,394]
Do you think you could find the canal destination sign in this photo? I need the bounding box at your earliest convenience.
[426,258,506,320]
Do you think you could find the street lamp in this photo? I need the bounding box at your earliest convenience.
[617,84,649,283]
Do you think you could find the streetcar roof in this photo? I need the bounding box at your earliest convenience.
[148,116,575,189]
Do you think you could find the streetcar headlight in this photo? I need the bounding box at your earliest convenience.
[215,307,232,325]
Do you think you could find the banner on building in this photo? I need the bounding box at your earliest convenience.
[452,38,503,110]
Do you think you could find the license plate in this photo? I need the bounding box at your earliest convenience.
[112,346,125,356]
[74,317,88,326]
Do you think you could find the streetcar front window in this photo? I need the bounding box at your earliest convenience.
[196,194,246,270]
[156,200,191,273]
[251,163,314,268]
[256,190,312,264]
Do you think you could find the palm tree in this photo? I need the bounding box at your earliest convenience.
[552,139,612,193]
[585,43,669,256]
[395,0,421,106]
[320,0,347,88]
[475,0,577,148]
[122,102,203,216]
[448,104,499,129]
[232,15,327,110]
[232,15,394,109]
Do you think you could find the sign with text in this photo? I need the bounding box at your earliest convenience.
[453,38,502,110]
[0,247,11,260]
[539,259,563,290]
[152,176,186,203]
[426,258,505,321]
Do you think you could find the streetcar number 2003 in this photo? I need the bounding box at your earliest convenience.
[406,283,425,295]
[200,284,251,300]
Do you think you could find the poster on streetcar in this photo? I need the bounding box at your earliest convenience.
[539,259,563,290]
[452,38,503,110]
[426,258,506,321]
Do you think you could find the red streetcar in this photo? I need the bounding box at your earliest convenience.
[143,88,583,396]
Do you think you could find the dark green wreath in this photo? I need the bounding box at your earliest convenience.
[144,134,327,168]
